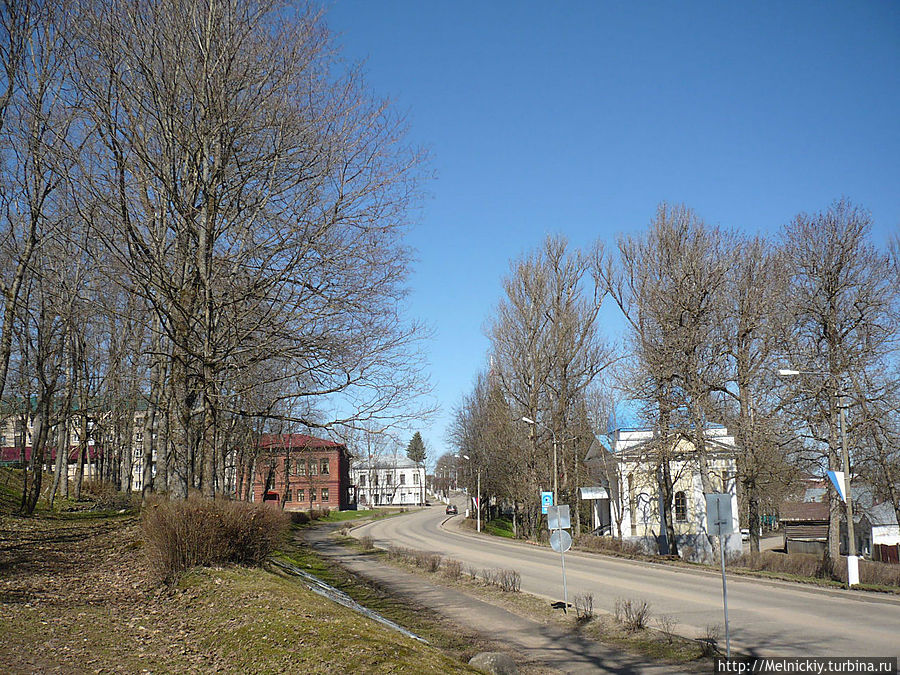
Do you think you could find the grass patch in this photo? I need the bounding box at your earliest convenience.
[318,508,380,522]
[277,535,491,666]
[484,517,515,538]
[0,507,478,674]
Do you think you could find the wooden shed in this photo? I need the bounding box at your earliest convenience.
[780,501,829,555]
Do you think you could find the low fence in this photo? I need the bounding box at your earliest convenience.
[872,543,900,564]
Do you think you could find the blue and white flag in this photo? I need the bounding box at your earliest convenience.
[827,470,847,502]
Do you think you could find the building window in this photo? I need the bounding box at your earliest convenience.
[310,489,316,502]
[298,460,306,476]
[413,473,419,485]
[285,488,292,502]
[320,458,329,474]
[359,474,366,487]
[675,491,688,522]
[386,473,393,485]
[399,473,406,485]
[309,460,318,476]
[298,489,304,502]
[321,488,329,502]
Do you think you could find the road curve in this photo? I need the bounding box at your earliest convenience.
[353,505,900,658]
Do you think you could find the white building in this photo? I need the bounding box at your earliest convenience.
[352,454,425,507]
[585,426,741,560]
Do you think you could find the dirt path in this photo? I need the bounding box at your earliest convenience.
[304,524,687,674]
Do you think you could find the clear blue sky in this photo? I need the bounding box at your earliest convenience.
[323,1,900,467]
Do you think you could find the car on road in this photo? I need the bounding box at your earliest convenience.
[445,504,458,515]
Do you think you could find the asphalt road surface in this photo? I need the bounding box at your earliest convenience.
[353,504,900,658]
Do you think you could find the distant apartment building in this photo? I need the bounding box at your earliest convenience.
[351,454,425,507]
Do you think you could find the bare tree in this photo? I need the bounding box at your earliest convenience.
[780,199,899,560]
[601,204,734,556]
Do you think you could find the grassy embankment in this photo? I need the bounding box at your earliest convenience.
[0,469,476,674]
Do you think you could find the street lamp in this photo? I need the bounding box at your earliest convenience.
[778,368,859,586]
[461,454,481,533]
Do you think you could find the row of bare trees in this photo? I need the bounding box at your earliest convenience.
[451,200,900,555]
[0,0,430,513]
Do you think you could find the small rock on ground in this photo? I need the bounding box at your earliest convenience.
[468,651,518,675]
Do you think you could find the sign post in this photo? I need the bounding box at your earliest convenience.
[547,504,571,611]
[706,493,734,657]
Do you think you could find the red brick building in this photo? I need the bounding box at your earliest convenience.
[250,434,352,511]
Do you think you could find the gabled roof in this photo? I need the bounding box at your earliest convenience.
[780,501,829,522]
[258,434,344,450]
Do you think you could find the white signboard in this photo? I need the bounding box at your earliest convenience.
[705,493,734,537]
[548,505,570,531]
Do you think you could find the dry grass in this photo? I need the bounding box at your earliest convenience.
[729,550,900,587]
[574,534,645,557]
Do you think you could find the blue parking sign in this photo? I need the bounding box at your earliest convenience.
[541,491,553,514]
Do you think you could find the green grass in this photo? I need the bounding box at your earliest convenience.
[318,507,381,522]
[276,533,493,664]
[484,517,516,538]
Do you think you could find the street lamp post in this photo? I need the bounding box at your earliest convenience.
[778,368,859,586]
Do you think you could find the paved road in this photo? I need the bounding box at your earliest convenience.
[354,505,900,658]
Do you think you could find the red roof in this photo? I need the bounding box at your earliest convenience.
[1,446,99,462]
[258,434,343,450]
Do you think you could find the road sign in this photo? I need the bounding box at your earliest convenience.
[541,491,553,514]
[705,493,734,536]
[547,505,570,530]
[705,492,733,658]
[550,529,572,553]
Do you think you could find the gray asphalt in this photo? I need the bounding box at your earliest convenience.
[353,504,900,659]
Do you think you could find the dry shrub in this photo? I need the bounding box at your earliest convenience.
[575,535,644,557]
[358,535,374,551]
[859,559,900,587]
[464,564,479,579]
[497,569,520,592]
[289,511,310,525]
[424,553,442,572]
[142,495,289,584]
[574,592,594,620]
[655,614,677,643]
[443,558,463,580]
[481,568,520,592]
[700,624,721,656]
[730,550,822,578]
[615,598,652,631]
[81,480,134,510]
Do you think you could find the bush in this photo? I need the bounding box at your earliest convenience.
[574,592,594,620]
[358,535,374,551]
[575,535,644,558]
[142,495,290,584]
[481,568,520,592]
[289,511,310,525]
[81,480,135,510]
[443,558,463,580]
[615,598,652,631]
